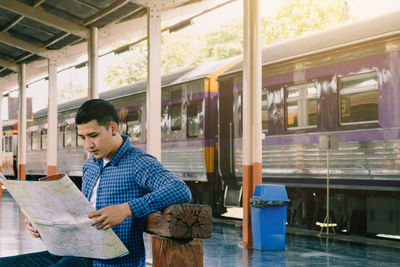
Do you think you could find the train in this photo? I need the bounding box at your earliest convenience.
[3,11,400,236]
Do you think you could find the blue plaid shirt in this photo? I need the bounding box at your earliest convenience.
[81,135,192,267]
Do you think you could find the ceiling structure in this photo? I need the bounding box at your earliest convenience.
[0,0,216,92]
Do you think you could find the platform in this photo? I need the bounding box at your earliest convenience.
[1,191,400,266]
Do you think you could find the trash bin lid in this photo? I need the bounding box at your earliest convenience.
[252,184,290,202]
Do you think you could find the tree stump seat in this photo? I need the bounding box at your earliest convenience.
[145,204,212,267]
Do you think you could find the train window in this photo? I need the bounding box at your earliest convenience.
[262,91,268,133]
[63,124,74,147]
[1,137,4,152]
[171,103,182,131]
[161,105,169,133]
[339,72,378,124]
[118,123,127,135]
[171,89,182,99]
[285,82,317,129]
[7,136,10,152]
[41,129,47,150]
[8,136,12,152]
[76,131,82,147]
[31,131,40,151]
[187,101,202,138]
[27,132,31,151]
[126,111,141,143]
[4,136,8,152]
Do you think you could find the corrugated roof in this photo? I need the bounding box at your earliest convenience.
[0,0,201,79]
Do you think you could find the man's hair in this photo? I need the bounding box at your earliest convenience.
[75,99,119,128]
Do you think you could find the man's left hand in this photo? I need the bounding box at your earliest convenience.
[88,203,132,230]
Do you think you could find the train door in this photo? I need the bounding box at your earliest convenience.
[218,77,241,207]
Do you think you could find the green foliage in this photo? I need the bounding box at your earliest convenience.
[58,81,87,103]
[267,0,346,43]
[104,43,148,88]
[161,31,204,73]
[200,17,243,60]
[104,0,347,87]
[105,31,203,87]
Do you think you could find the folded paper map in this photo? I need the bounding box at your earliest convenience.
[0,173,129,259]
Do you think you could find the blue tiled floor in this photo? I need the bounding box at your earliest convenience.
[203,222,400,266]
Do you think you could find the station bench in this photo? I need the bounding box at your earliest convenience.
[145,204,212,267]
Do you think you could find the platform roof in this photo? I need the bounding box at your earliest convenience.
[0,0,216,91]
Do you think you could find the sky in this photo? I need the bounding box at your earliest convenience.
[4,0,400,119]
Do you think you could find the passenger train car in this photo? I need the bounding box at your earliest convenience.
[1,121,18,177]
[218,11,400,235]
[3,11,400,236]
[3,57,239,216]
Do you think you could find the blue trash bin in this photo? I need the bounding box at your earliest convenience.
[250,184,290,250]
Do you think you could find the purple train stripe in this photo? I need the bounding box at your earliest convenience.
[233,177,400,189]
[160,138,217,148]
[134,139,217,149]
[232,128,400,147]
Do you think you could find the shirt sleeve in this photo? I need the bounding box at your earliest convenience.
[127,158,192,218]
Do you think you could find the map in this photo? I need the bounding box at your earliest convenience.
[0,173,129,259]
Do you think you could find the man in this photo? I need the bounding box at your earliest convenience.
[0,99,192,266]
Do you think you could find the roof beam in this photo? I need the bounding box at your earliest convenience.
[33,0,46,8]
[114,6,145,24]
[0,0,217,90]
[0,32,50,58]
[0,15,23,33]
[44,32,70,48]
[130,0,189,9]
[72,0,101,11]
[0,0,89,39]
[82,0,130,26]
[0,58,17,72]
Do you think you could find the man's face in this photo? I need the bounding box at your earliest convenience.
[77,120,116,160]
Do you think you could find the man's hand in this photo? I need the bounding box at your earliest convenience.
[88,203,132,230]
[24,218,40,238]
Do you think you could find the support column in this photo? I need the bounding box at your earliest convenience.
[0,92,3,197]
[88,26,99,100]
[0,92,3,173]
[18,63,27,180]
[146,7,162,161]
[240,0,262,247]
[47,59,58,176]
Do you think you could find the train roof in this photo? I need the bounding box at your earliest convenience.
[1,120,17,129]
[222,9,400,76]
[33,57,236,118]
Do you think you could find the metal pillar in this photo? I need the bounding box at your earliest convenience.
[88,26,99,100]
[240,0,262,247]
[47,59,58,176]
[146,7,162,161]
[18,63,27,180]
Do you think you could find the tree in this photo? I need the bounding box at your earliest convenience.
[105,42,148,88]
[161,31,204,73]
[105,31,203,88]
[58,80,87,103]
[266,0,347,43]
[104,0,347,87]
[200,17,243,60]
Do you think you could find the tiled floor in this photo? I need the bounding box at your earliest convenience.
[1,190,400,266]
[0,192,46,257]
[203,221,400,266]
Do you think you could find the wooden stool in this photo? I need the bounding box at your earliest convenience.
[146,204,212,267]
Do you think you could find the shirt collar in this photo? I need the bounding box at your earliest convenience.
[92,135,131,166]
